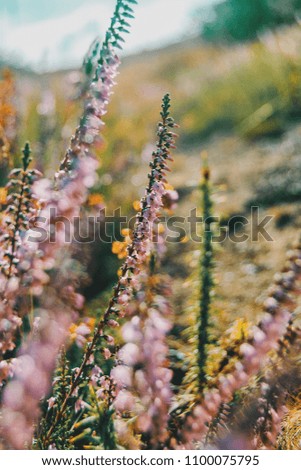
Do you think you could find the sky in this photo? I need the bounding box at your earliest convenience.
[0,0,217,71]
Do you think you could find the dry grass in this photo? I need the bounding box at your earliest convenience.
[279,398,301,449]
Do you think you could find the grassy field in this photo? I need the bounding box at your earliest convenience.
[5,24,301,332]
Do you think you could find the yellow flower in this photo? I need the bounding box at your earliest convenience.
[87,193,104,206]
[112,228,132,259]
[69,323,78,341]
[112,240,128,259]
[229,318,251,343]
[86,317,95,330]
[117,268,123,277]
[0,187,7,205]
[133,200,141,211]
[157,223,165,234]
[121,228,131,237]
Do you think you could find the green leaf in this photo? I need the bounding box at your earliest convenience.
[120,19,131,27]
[117,26,130,34]
[122,12,135,18]
[123,4,134,13]
[111,41,123,50]
[85,59,93,76]
[105,31,112,43]
[114,34,126,42]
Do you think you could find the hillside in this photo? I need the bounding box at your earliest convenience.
[4,25,301,330]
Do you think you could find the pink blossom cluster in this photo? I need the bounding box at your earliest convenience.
[0,47,121,450]
[109,113,178,315]
[1,306,71,449]
[252,324,301,449]
[58,48,120,176]
[0,275,22,363]
[0,167,41,279]
[179,246,301,448]
[162,189,179,211]
[253,390,288,449]
[218,324,301,450]
[0,48,120,381]
[0,355,16,388]
[113,277,173,448]
[69,102,178,368]
[0,159,41,365]
[0,182,90,446]
[7,97,178,450]
[93,373,117,406]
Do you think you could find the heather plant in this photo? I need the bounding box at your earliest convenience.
[197,158,214,392]
[175,241,301,449]
[0,143,41,364]
[175,158,215,407]
[0,0,138,449]
[1,0,301,452]
[33,92,178,450]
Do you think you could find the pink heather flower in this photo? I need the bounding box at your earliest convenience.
[121,318,143,344]
[95,375,116,403]
[47,397,56,409]
[0,94,177,449]
[106,335,115,345]
[118,343,140,367]
[0,158,41,362]
[162,189,179,211]
[117,293,130,305]
[73,323,92,348]
[71,385,79,398]
[96,97,178,329]
[179,248,301,448]
[76,324,91,337]
[114,274,174,448]
[75,398,87,413]
[96,388,106,400]
[107,319,119,328]
[114,390,135,413]
[0,48,121,449]
[103,348,111,360]
[90,366,103,387]
[1,309,70,448]
[73,294,85,310]
[59,48,120,177]
[99,375,110,388]
[33,178,52,200]
[111,365,132,389]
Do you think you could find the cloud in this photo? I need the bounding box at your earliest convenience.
[0,0,89,23]
[0,2,112,69]
[0,0,216,71]
[126,0,213,51]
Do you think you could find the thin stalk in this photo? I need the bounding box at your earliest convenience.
[6,143,32,280]
[42,94,177,447]
[198,158,214,392]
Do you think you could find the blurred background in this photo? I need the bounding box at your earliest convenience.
[0,0,215,70]
[2,0,301,333]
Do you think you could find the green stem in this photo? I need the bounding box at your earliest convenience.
[198,162,213,392]
[6,142,31,281]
